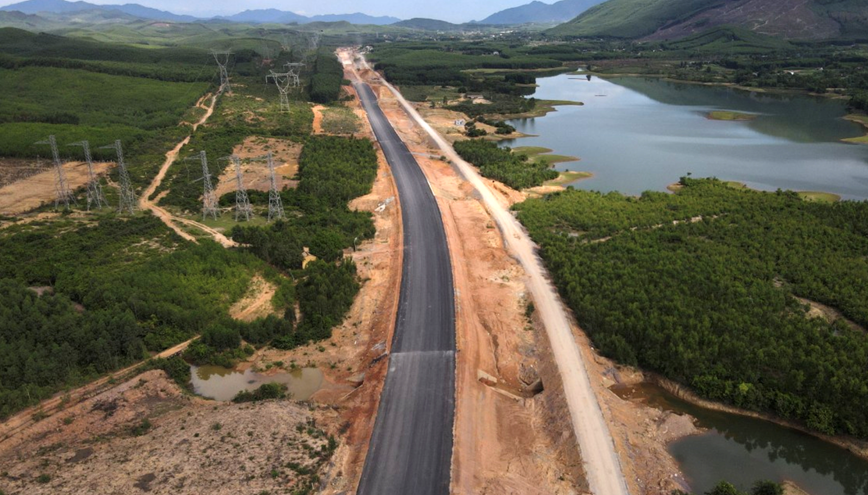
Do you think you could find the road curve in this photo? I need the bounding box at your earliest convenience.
[357,58,631,495]
[354,81,456,495]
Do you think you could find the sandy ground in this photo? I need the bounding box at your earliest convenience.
[0,370,333,495]
[214,136,300,198]
[229,275,278,322]
[0,160,112,215]
[0,338,197,448]
[312,104,326,134]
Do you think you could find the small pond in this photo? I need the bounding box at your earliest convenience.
[190,365,323,402]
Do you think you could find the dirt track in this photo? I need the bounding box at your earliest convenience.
[139,92,236,247]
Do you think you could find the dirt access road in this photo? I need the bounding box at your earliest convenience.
[139,91,236,247]
[345,50,630,495]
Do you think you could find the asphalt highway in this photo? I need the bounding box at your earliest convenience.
[354,82,456,495]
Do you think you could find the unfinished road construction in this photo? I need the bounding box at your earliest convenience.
[354,81,456,495]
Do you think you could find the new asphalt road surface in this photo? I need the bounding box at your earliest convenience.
[354,82,456,495]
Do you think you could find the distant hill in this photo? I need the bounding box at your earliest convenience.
[392,18,466,31]
[0,0,197,22]
[1,0,401,26]
[480,0,605,25]
[549,0,868,40]
[220,9,399,25]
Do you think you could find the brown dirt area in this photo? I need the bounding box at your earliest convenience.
[0,370,334,495]
[312,104,326,134]
[229,274,278,322]
[215,136,300,197]
[0,160,112,215]
[796,296,865,332]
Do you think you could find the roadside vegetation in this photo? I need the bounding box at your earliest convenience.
[515,177,868,438]
[454,139,558,189]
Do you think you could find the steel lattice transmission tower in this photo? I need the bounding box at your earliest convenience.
[68,140,108,211]
[309,32,320,51]
[265,152,285,222]
[212,50,232,93]
[231,155,253,222]
[266,70,293,112]
[189,151,219,220]
[100,140,137,215]
[285,62,305,87]
[35,135,75,210]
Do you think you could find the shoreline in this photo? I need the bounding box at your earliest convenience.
[667,180,841,202]
[647,373,868,463]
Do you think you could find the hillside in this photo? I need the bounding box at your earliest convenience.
[220,9,399,25]
[392,18,467,31]
[480,0,605,25]
[0,0,197,22]
[549,0,868,40]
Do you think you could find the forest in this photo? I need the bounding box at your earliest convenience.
[0,215,289,417]
[453,139,558,190]
[514,178,868,438]
[309,48,346,104]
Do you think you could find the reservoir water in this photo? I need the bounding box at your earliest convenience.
[190,365,323,401]
[613,383,868,495]
[504,74,868,200]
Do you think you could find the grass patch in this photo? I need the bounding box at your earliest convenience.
[707,110,757,121]
[798,191,841,203]
[543,171,593,187]
[512,146,579,166]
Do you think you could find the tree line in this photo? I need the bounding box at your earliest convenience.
[514,178,868,438]
[454,139,558,190]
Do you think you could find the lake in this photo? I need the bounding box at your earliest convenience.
[503,74,868,200]
[612,382,868,495]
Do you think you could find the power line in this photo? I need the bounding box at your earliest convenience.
[188,151,219,220]
[34,135,75,211]
[265,152,285,222]
[231,155,253,222]
[211,50,233,93]
[68,140,108,211]
[99,140,137,215]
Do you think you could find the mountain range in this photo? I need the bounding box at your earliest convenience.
[549,0,868,40]
[479,0,605,25]
[0,0,400,25]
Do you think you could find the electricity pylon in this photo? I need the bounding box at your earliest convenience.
[231,155,253,222]
[265,152,285,222]
[189,151,219,220]
[35,135,75,210]
[68,140,108,211]
[100,140,137,215]
[309,32,320,51]
[280,34,291,52]
[266,70,293,112]
[211,50,232,93]
[285,62,305,87]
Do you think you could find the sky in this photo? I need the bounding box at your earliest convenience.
[0,0,538,22]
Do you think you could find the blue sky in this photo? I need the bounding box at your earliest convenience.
[0,0,536,22]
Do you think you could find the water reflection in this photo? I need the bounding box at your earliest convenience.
[613,383,868,495]
[504,74,868,199]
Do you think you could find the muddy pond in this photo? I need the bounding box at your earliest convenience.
[189,365,323,402]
